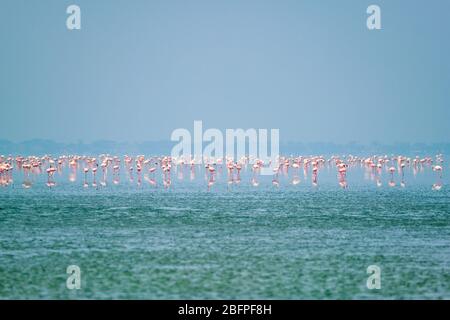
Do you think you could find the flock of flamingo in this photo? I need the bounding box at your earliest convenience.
[0,154,444,190]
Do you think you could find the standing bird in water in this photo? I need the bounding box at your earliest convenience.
[376,163,383,187]
[207,164,216,191]
[92,166,98,188]
[388,167,396,187]
[113,164,120,185]
[312,161,319,187]
[399,163,406,188]
[291,162,301,185]
[100,161,108,187]
[46,166,57,188]
[337,162,348,189]
[272,166,280,187]
[251,162,260,187]
[432,165,443,190]
[22,163,32,188]
[83,167,89,188]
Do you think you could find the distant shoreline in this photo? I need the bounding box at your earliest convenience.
[1,139,450,157]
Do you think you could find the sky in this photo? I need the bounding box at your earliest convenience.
[1,0,449,144]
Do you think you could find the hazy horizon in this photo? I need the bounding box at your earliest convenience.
[2,139,450,157]
[1,0,449,144]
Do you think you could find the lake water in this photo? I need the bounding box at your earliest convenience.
[0,163,449,299]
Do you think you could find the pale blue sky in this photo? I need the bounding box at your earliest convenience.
[1,0,449,143]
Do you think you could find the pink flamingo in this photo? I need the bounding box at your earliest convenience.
[399,163,406,187]
[113,164,120,185]
[432,165,443,190]
[292,162,301,185]
[190,159,196,181]
[251,162,260,187]
[272,166,280,187]
[46,166,57,188]
[388,166,396,187]
[312,164,318,187]
[22,163,32,188]
[206,165,216,190]
[100,161,108,186]
[235,163,242,184]
[136,162,142,186]
[83,167,89,187]
[69,158,77,182]
[225,161,234,187]
[92,166,98,188]
[144,163,157,187]
[337,163,348,189]
[375,162,383,187]
[162,160,171,189]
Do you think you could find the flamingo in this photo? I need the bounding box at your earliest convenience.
[83,167,89,187]
[92,166,98,188]
[292,162,301,185]
[432,165,443,190]
[113,165,120,185]
[46,166,57,187]
[100,161,108,186]
[388,166,396,187]
[22,163,32,188]
[272,166,280,187]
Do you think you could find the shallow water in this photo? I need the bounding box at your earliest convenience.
[0,164,449,299]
